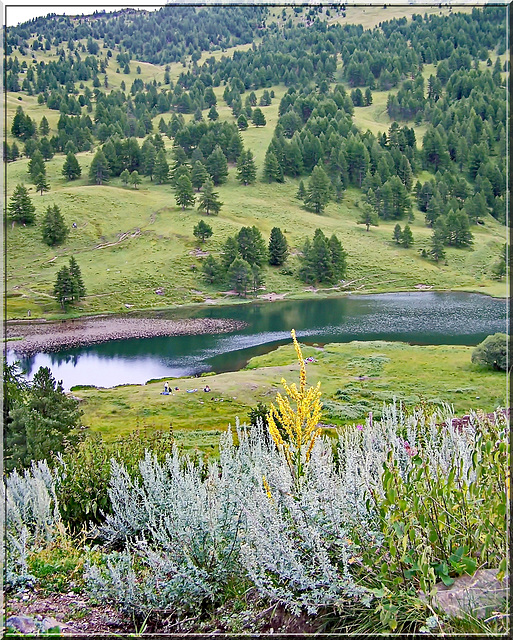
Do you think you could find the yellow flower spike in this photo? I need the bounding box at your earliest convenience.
[266,329,323,488]
[262,475,273,501]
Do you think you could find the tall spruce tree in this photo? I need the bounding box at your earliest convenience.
[197,177,222,216]
[154,150,169,184]
[174,174,195,210]
[42,204,68,246]
[305,164,331,214]
[191,161,209,191]
[89,149,110,185]
[206,145,228,185]
[236,149,257,185]
[268,227,288,266]
[8,184,36,224]
[62,152,82,180]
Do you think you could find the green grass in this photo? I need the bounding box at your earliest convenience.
[76,340,508,452]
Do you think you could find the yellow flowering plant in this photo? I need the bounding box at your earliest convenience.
[267,329,323,488]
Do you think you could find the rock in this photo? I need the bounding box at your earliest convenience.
[5,615,37,634]
[41,617,62,632]
[421,569,509,619]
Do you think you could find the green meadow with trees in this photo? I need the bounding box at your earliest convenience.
[4,4,509,637]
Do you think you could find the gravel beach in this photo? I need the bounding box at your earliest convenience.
[5,316,247,356]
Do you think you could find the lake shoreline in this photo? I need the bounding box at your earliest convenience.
[5,316,247,357]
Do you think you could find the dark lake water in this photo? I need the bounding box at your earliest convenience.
[8,292,507,390]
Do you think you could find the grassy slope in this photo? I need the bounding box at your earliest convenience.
[5,10,508,319]
[76,340,508,453]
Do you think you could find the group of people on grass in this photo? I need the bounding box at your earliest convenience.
[162,381,211,395]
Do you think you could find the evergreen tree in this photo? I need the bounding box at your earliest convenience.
[227,257,251,296]
[202,255,221,284]
[250,264,264,294]
[191,161,209,191]
[39,115,50,137]
[62,152,82,180]
[120,169,130,186]
[444,210,473,247]
[8,184,36,224]
[193,220,213,244]
[11,142,20,161]
[237,226,267,266]
[296,179,306,200]
[39,137,54,161]
[305,164,331,214]
[329,234,347,280]
[358,204,379,231]
[268,227,288,266]
[130,170,141,189]
[69,256,86,300]
[35,172,50,195]
[197,177,222,215]
[262,149,283,183]
[206,145,228,185]
[4,366,82,471]
[393,223,402,244]
[141,140,157,180]
[251,107,266,127]
[430,226,446,262]
[400,224,414,248]
[89,149,110,185]
[54,265,76,310]
[364,87,373,106]
[154,149,169,184]
[236,149,257,185]
[237,113,249,131]
[28,150,46,183]
[222,235,239,271]
[42,204,68,246]
[174,174,195,210]
[208,105,219,121]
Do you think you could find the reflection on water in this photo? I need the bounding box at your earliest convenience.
[7,292,507,390]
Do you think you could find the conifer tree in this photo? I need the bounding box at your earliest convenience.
[393,223,402,244]
[222,236,239,271]
[28,150,46,183]
[39,115,50,137]
[358,204,379,231]
[208,105,219,121]
[120,169,130,186]
[236,149,257,185]
[262,149,283,183]
[206,145,228,185]
[197,177,222,216]
[202,254,222,284]
[62,152,82,180]
[174,174,195,210]
[296,180,306,200]
[8,184,36,224]
[400,224,414,248]
[89,149,110,185]
[154,149,169,184]
[42,204,68,246]
[227,257,251,296]
[69,256,86,300]
[329,234,347,280]
[252,107,266,127]
[54,265,75,310]
[268,227,288,266]
[305,164,331,214]
[35,172,50,195]
[237,226,267,266]
[191,161,209,191]
[193,220,213,244]
[237,114,249,131]
[430,226,446,262]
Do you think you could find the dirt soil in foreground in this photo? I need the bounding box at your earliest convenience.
[5,316,246,356]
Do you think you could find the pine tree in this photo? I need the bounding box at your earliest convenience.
[197,177,222,216]
[28,150,46,183]
[193,220,213,244]
[236,149,257,185]
[202,255,222,284]
[174,174,195,210]
[227,257,251,296]
[42,204,68,246]
[222,235,239,271]
[39,137,54,161]
[130,170,141,189]
[393,223,402,244]
[69,256,86,300]
[8,184,36,224]
[296,180,306,200]
[329,234,347,280]
[305,164,331,214]
[62,152,82,180]
[208,105,219,121]
[39,115,50,137]
[430,226,446,262]
[191,161,209,191]
[206,146,228,185]
[4,366,82,471]
[358,204,379,231]
[154,150,169,184]
[250,264,264,294]
[252,107,266,127]
[268,227,288,266]
[120,169,130,186]
[237,226,267,266]
[237,113,249,131]
[262,149,283,183]
[141,139,157,180]
[35,172,50,195]
[54,265,75,310]
[89,149,110,185]
[400,224,414,248]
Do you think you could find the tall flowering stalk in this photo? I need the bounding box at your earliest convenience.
[267,329,322,488]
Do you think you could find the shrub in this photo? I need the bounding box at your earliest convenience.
[471,333,508,371]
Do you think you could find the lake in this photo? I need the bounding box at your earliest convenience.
[8,292,507,390]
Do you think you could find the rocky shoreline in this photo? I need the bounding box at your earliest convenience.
[5,317,247,356]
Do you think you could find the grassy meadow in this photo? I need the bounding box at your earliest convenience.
[76,340,508,453]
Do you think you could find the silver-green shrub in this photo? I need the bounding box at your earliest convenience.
[5,460,60,588]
